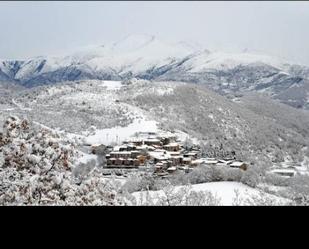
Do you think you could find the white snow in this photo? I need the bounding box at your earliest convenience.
[173,130,199,144]
[85,117,158,145]
[148,150,172,160]
[153,87,174,96]
[184,51,287,73]
[270,169,296,174]
[10,34,201,79]
[76,152,97,165]
[6,34,298,88]
[208,114,214,120]
[132,181,287,206]
[3,34,301,85]
[1,108,15,111]
[12,99,32,111]
[99,81,123,91]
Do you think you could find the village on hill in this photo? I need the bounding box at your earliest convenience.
[89,131,248,177]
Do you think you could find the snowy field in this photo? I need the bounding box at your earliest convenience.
[132,181,288,206]
[84,117,158,145]
[99,80,123,91]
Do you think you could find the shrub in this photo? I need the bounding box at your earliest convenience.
[240,167,261,188]
[264,173,290,187]
[0,116,125,206]
[121,174,158,193]
[286,175,309,205]
[223,167,243,182]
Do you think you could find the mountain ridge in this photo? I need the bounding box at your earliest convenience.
[1,34,309,110]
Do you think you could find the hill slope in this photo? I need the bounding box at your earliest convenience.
[1,79,308,165]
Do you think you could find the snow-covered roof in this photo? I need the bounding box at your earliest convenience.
[127,138,143,142]
[91,143,105,147]
[136,145,154,150]
[192,159,204,164]
[230,162,246,167]
[170,152,181,156]
[218,159,233,164]
[113,146,122,151]
[185,152,198,155]
[153,149,166,152]
[204,160,218,164]
[149,151,171,160]
[216,163,229,167]
[110,151,131,155]
[167,167,177,171]
[271,169,296,174]
[158,133,177,138]
[144,138,161,142]
[164,143,179,147]
[147,135,158,139]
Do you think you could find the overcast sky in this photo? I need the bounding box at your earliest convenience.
[0,1,309,65]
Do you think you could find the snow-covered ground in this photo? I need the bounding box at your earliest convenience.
[132,181,288,206]
[76,152,98,165]
[12,98,32,111]
[173,130,199,144]
[99,80,123,91]
[185,51,287,72]
[85,117,158,145]
[270,156,309,176]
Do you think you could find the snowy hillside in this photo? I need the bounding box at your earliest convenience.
[181,51,288,72]
[2,78,309,205]
[132,181,288,206]
[2,79,309,166]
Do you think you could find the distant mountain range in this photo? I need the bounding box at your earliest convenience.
[1,34,309,110]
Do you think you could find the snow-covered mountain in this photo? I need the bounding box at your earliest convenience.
[0,60,21,81]
[0,36,294,84]
[1,34,202,86]
[2,34,309,110]
[155,51,309,110]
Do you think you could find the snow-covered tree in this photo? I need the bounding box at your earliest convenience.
[0,116,126,206]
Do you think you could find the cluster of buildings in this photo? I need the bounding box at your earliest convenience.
[91,131,248,176]
[268,162,306,178]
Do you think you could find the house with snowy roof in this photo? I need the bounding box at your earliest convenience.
[163,142,180,152]
[270,168,296,177]
[229,161,248,170]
